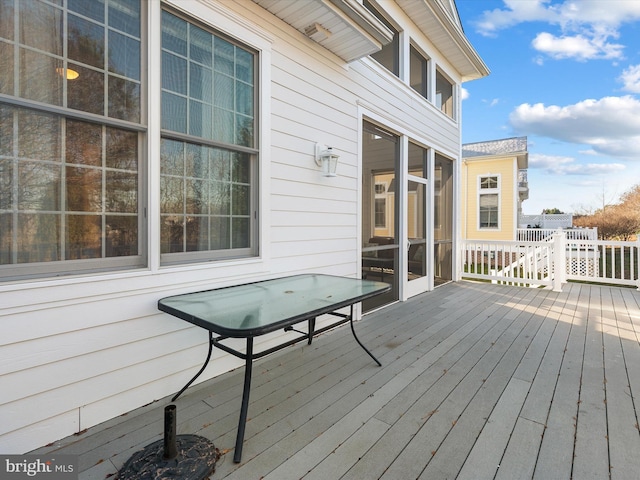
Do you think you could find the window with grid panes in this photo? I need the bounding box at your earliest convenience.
[479,175,499,228]
[0,0,144,281]
[160,9,258,263]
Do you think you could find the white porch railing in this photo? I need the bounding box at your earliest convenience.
[460,231,640,291]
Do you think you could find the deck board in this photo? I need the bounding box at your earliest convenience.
[573,286,610,480]
[602,288,640,479]
[533,284,587,480]
[28,281,640,480]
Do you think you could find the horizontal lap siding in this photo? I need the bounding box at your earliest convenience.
[268,41,461,269]
[1,0,464,453]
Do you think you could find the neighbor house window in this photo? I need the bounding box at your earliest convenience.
[0,0,144,281]
[374,183,387,228]
[364,0,399,76]
[410,45,429,99]
[436,68,454,118]
[160,9,258,263]
[479,175,499,229]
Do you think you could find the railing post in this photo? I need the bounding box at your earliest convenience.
[636,238,640,291]
[552,230,565,292]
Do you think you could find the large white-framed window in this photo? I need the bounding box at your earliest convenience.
[0,0,262,282]
[0,0,145,282]
[478,175,500,229]
[159,7,258,264]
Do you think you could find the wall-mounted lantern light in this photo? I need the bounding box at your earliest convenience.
[315,143,339,177]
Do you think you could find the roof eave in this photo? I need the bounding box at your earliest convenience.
[397,0,489,82]
[252,0,393,63]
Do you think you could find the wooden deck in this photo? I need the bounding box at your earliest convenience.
[32,281,640,479]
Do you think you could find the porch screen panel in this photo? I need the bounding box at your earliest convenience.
[362,121,399,311]
[407,141,428,281]
[434,154,453,284]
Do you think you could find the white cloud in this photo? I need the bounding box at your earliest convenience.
[529,153,625,175]
[578,149,598,156]
[476,0,640,35]
[509,96,640,159]
[482,98,500,107]
[474,0,555,36]
[474,0,640,61]
[532,32,623,61]
[619,64,640,93]
[461,87,470,100]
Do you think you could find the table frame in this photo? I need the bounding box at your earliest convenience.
[158,275,390,463]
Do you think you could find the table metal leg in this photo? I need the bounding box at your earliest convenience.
[308,317,316,344]
[234,337,254,463]
[172,331,214,402]
[349,305,381,366]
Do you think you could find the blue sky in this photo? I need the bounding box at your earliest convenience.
[456,0,640,215]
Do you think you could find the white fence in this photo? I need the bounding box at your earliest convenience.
[517,227,597,242]
[519,213,573,229]
[460,231,640,291]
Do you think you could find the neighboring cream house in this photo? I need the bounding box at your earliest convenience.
[0,0,487,453]
[461,137,529,241]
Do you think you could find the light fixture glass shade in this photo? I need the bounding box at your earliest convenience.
[315,144,339,177]
[321,153,338,177]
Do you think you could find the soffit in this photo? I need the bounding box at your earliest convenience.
[252,0,394,62]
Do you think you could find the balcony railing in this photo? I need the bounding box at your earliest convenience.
[518,169,528,187]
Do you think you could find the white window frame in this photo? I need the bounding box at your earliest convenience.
[409,43,429,99]
[0,0,148,283]
[0,0,272,283]
[478,174,500,230]
[158,5,260,266]
[373,181,389,229]
[435,67,455,120]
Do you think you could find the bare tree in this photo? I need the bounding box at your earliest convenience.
[574,184,640,240]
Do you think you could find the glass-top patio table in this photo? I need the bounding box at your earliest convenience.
[158,274,390,462]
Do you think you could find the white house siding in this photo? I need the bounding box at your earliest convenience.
[0,0,470,453]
